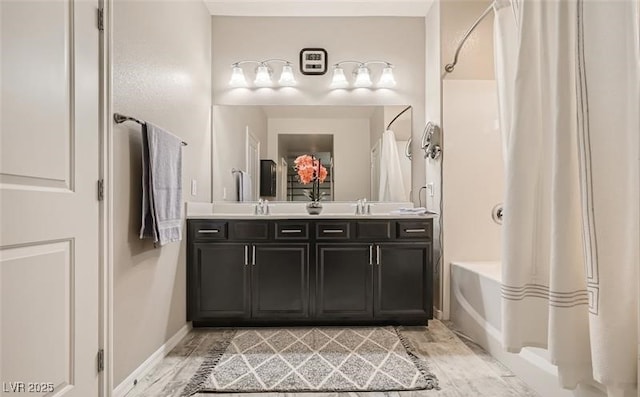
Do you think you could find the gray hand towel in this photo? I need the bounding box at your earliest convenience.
[140,122,183,246]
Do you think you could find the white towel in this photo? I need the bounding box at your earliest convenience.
[390,207,429,215]
[140,122,183,246]
[237,170,252,202]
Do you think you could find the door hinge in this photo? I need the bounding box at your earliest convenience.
[97,179,104,201]
[97,348,105,372]
[97,7,104,31]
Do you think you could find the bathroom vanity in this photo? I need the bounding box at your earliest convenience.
[187,212,434,326]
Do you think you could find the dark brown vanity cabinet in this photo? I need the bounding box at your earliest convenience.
[374,243,432,319]
[188,218,432,326]
[251,243,309,318]
[190,243,250,319]
[316,244,374,319]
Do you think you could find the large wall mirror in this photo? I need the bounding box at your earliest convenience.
[212,105,413,202]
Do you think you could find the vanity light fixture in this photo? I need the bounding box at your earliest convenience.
[229,59,297,88]
[278,64,297,87]
[229,66,248,88]
[329,60,396,89]
[329,66,349,89]
[353,65,373,88]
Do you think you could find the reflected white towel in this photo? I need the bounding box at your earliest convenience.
[237,171,252,202]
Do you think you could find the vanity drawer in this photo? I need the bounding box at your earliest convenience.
[356,221,391,240]
[190,221,228,241]
[316,222,350,240]
[275,221,309,239]
[396,220,432,240]
[231,221,269,240]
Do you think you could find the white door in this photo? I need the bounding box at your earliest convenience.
[1,1,101,396]
[245,128,260,201]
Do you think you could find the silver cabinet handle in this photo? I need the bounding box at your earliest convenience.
[281,229,301,233]
[244,245,248,266]
[252,245,256,265]
[369,245,373,266]
[405,229,426,233]
[198,229,219,234]
[323,229,343,233]
[376,245,381,265]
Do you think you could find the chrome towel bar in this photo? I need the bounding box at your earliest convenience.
[114,112,188,146]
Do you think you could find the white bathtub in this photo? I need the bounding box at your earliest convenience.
[450,262,578,397]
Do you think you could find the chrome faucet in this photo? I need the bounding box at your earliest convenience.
[255,199,264,215]
[362,198,371,215]
[255,199,269,215]
[355,198,371,215]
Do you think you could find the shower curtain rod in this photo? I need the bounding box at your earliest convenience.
[386,105,412,130]
[444,2,494,73]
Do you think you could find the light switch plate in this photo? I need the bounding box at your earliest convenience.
[191,179,197,196]
[299,48,327,75]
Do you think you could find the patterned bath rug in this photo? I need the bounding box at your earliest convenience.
[181,326,439,395]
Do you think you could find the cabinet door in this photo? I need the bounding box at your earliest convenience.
[251,244,309,318]
[316,244,373,319]
[189,243,250,320]
[374,243,431,319]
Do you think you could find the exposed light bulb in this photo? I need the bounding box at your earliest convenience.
[254,64,272,87]
[278,64,297,86]
[377,66,396,88]
[229,66,248,87]
[353,65,373,88]
[329,66,349,89]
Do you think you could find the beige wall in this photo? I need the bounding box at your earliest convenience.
[441,0,495,80]
[441,80,503,317]
[112,0,211,386]
[268,118,371,201]
[211,16,426,204]
[439,0,499,319]
[425,1,443,312]
[425,0,497,317]
[369,106,385,151]
[211,106,268,201]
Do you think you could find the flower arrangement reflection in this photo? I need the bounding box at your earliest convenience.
[294,154,328,202]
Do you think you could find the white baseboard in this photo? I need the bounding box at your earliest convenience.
[113,323,192,397]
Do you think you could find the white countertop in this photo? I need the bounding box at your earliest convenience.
[186,213,437,220]
[186,201,438,220]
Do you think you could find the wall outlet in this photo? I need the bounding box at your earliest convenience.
[426,183,435,197]
[222,187,227,200]
[191,179,197,196]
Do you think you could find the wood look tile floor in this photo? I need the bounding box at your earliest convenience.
[124,320,540,397]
